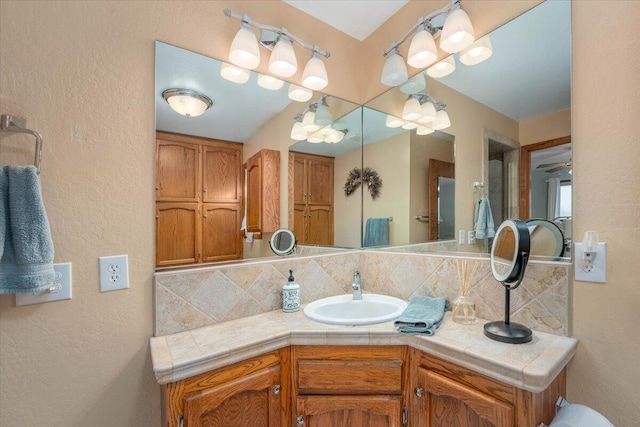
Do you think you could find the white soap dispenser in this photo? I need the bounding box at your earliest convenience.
[282,269,300,313]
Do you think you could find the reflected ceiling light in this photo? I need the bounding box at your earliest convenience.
[426,56,456,78]
[417,100,437,124]
[400,72,426,95]
[229,22,261,70]
[385,115,404,128]
[220,62,250,84]
[269,36,297,77]
[440,7,475,53]
[288,84,313,102]
[459,35,493,66]
[257,73,284,90]
[402,95,423,121]
[407,25,438,68]
[307,132,324,143]
[302,105,321,133]
[432,103,451,130]
[381,48,408,87]
[325,128,346,143]
[314,97,333,126]
[416,125,435,135]
[402,121,418,130]
[162,89,213,118]
[381,1,477,84]
[302,52,328,91]
[290,114,307,140]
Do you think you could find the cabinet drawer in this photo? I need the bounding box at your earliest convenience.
[297,359,403,394]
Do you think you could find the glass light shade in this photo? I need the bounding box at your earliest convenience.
[433,109,451,130]
[288,84,313,102]
[402,97,422,121]
[301,53,328,91]
[400,72,426,95]
[307,132,324,143]
[440,8,475,53]
[381,49,408,86]
[162,89,213,118]
[459,36,493,66]
[268,37,297,77]
[290,121,307,140]
[302,110,321,132]
[220,62,250,84]
[402,121,418,130]
[314,101,333,126]
[417,101,437,124]
[325,129,345,143]
[416,125,435,135]
[257,74,284,90]
[385,115,404,128]
[426,56,456,78]
[407,28,438,68]
[229,24,261,70]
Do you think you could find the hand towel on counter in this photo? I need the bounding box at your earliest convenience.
[363,217,389,247]
[474,197,495,239]
[394,295,448,335]
[0,165,55,294]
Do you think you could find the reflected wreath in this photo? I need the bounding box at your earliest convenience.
[343,167,382,200]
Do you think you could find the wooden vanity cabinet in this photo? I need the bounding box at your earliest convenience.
[245,149,280,235]
[164,349,290,427]
[408,348,566,427]
[156,132,243,266]
[292,346,408,427]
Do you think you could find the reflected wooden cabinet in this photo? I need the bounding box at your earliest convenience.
[156,132,242,267]
[289,152,334,245]
[245,149,280,234]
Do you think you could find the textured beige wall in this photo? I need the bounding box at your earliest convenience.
[519,108,571,146]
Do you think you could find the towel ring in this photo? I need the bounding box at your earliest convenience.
[1,114,43,174]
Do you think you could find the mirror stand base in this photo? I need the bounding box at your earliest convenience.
[484,321,532,344]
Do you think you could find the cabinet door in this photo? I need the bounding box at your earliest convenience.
[307,205,333,245]
[292,156,307,205]
[156,203,200,266]
[417,368,514,427]
[202,145,242,203]
[202,204,242,263]
[184,365,282,427]
[245,155,262,232]
[156,140,200,202]
[293,204,307,244]
[307,159,333,205]
[296,395,401,427]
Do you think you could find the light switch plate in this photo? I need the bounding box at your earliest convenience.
[99,255,129,292]
[16,263,72,306]
[574,242,607,283]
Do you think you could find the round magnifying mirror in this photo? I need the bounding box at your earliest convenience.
[269,229,297,256]
[526,219,564,258]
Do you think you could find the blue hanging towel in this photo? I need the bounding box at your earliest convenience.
[363,217,389,247]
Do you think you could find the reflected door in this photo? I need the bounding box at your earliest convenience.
[428,159,454,240]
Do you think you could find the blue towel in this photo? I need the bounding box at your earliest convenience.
[0,165,55,294]
[474,197,495,239]
[394,295,448,335]
[363,218,389,247]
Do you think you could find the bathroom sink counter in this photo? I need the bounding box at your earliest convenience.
[150,308,577,393]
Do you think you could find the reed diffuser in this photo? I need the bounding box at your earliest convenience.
[453,259,479,324]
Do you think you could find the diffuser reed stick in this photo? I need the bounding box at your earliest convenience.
[453,259,479,324]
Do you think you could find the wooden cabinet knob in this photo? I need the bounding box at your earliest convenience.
[273,384,281,395]
[296,416,304,425]
[415,386,424,397]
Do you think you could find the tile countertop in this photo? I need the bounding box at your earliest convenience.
[150,309,578,394]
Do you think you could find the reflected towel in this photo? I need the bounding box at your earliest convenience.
[363,217,389,247]
[394,295,447,335]
[0,165,55,294]
[474,197,495,239]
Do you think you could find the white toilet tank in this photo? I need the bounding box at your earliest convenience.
[548,403,614,427]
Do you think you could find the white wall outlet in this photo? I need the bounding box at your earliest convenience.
[458,230,465,245]
[99,255,129,292]
[574,242,607,283]
[16,263,72,306]
[468,230,476,245]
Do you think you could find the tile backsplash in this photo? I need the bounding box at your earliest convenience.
[155,250,570,337]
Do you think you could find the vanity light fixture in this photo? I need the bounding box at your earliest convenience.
[416,125,435,135]
[325,128,347,144]
[400,72,426,95]
[418,98,437,124]
[314,97,333,126]
[257,73,284,90]
[290,114,307,141]
[426,56,456,78]
[224,8,330,85]
[288,84,313,102]
[385,115,405,128]
[302,105,321,133]
[381,0,475,86]
[459,35,493,66]
[432,102,451,130]
[307,132,324,143]
[220,62,251,84]
[162,89,213,118]
[402,95,423,121]
[402,121,418,130]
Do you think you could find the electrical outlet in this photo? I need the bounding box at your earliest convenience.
[468,230,476,245]
[458,230,465,245]
[16,263,73,306]
[99,255,129,292]
[574,242,606,283]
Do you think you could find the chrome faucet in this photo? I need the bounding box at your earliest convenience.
[352,270,362,300]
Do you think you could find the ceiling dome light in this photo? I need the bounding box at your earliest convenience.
[407,26,438,68]
[302,52,329,91]
[459,35,493,66]
[385,115,404,128]
[400,72,426,95]
[220,62,250,84]
[229,23,261,70]
[402,96,422,121]
[302,108,321,133]
[416,125,435,135]
[314,99,333,126]
[290,118,307,141]
[162,89,213,118]
[257,74,284,90]
[288,84,313,102]
[433,109,451,130]
[426,56,456,78]
[440,7,475,53]
[381,48,408,87]
[417,101,437,124]
[268,36,297,77]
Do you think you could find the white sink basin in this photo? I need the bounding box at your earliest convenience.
[303,294,408,325]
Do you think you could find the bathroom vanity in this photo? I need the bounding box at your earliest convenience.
[151,309,576,427]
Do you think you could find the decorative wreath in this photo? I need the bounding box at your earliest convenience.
[343,167,383,200]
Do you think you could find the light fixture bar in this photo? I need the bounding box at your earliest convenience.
[224,8,330,59]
